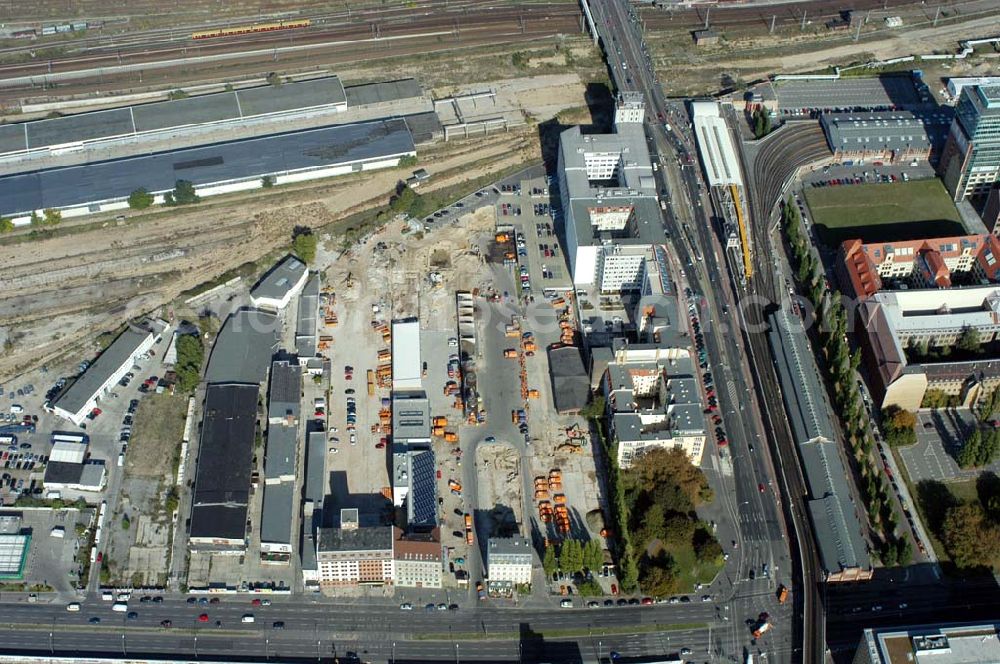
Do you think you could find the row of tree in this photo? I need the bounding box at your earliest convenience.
[782,197,912,566]
[541,538,605,579]
[957,427,1000,469]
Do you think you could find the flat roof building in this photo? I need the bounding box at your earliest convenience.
[251,256,309,312]
[316,514,394,587]
[391,319,422,391]
[0,118,416,222]
[940,85,1000,200]
[855,623,1000,664]
[548,346,590,414]
[0,534,30,579]
[42,460,106,493]
[51,319,167,426]
[557,93,665,291]
[266,360,301,426]
[295,273,320,359]
[204,309,279,385]
[300,430,326,585]
[767,75,923,117]
[600,347,706,468]
[188,383,259,551]
[391,392,431,444]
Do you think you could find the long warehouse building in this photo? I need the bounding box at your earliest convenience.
[0,118,416,222]
[767,306,873,583]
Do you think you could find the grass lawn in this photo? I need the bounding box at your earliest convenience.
[804,179,965,245]
[651,537,724,592]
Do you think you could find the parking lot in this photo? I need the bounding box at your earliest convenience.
[13,508,92,594]
[897,409,1000,483]
[495,176,573,294]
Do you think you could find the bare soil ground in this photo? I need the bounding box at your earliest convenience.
[125,392,188,478]
[0,69,590,384]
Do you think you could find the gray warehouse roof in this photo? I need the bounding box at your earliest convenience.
[204,309,279,385]
[261,481,295,546]
[821,111,930,152]
[295,273,320,358]
[267,360,301,423]
[0,118,416,217]
[0,76,347,156]
[189,383,258,542]
[52,319,165,417]
[264,425,297,480]
[773,76,921,113]
[767,308,871,577]
[392,392,431,441]
[344,78,425,107]
[251,256,307,303]
[304,431,327,506]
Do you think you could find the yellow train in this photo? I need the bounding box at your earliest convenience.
[192,19,311,40]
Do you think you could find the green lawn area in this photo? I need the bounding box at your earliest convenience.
[653,537,724,592]
[804,179,965,245]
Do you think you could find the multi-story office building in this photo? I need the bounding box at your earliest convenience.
[486,536,533,585]
[557,93,665,292]
[316,509,394,587]
[852,622,1000,664]
[939,85,1000,200]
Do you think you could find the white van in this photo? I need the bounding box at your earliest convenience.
[241,614,255,623]
[101,591,114,601]
[9,405,22,414]
[112,602,128,612]
[66,602,81,612]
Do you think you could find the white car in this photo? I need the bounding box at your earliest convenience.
[560,599,573,608]
[448,337,458,347]
[350,434,357,445]
[328,447,339,454]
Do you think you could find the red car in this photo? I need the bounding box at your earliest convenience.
[96,551,103,563]
[641,597,653,605]
[610,583,618,595]
[251,599,262,607]
[198,613,209,622]
[91,408,102,417]
[758,483,766,493]
[375,442,385,449]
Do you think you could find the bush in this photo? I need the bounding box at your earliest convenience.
[0,217,13,233]
[164,180,200,206]
[261,175,275,188]
[174,334,204,393]
[128,188,155,210]
[398,155,418,168]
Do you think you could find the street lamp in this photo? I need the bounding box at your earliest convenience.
[392,641,396,664]
[455,642,460,664]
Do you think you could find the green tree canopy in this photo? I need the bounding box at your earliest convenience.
[292,229,318,264]
[942,503,1000,571]
[174,333,204,393]
[582,539,604,573]
[165,180,200,206]
[882,406,917,447]
[128,188,155,210]
[0,217,13,233]
[559,539,583,574]
[542,544,557,578]
[957,325,982,353]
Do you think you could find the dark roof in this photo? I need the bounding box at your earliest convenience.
[189,504,247,542]
[260,481,295,545]
[344,78,424,106]
[267,360,301,421]
[0,118,416,217]
[304,431,326,505]
[264,424,297,480]
[295,273,320,358]
[204,309,279,385]
[317,526,393,553]
[548,346,590,413]
[0,76,347,156]
[250,255,307,303]
[43,461,84,485]
[189,383,258,541]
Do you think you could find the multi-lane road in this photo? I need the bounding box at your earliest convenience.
[586,0,798,661]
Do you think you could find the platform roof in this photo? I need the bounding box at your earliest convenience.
[0,118,415,217]
[0,76,347,156]
[692,101,742,188]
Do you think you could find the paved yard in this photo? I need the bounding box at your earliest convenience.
[898,409,1000,483]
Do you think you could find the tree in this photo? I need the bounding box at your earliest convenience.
[692,528,723,563]
[942,503,1000,571]
[560,539,584,575]
[620,550,639,593]
[623,447,713,507]
[958,428,984,469]
[639,552,679,596]
[261,175,275,189]
[128,188,155,210]
[580,396,606,420]
[882,406,917,447]
[575,579,604,596]
[896,535,913,566]
[980,388,1000,423]
[121,514,131,530]
[956,325,981,354]
[662,514,695,546]
[266,72,283,86]
[582,540,604,573]
[292,229,318,264]
[0,216,13,233]
[398,155,418,168]
[542,544,557,578]
[165,180,200,206]
[174,334,204,393]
